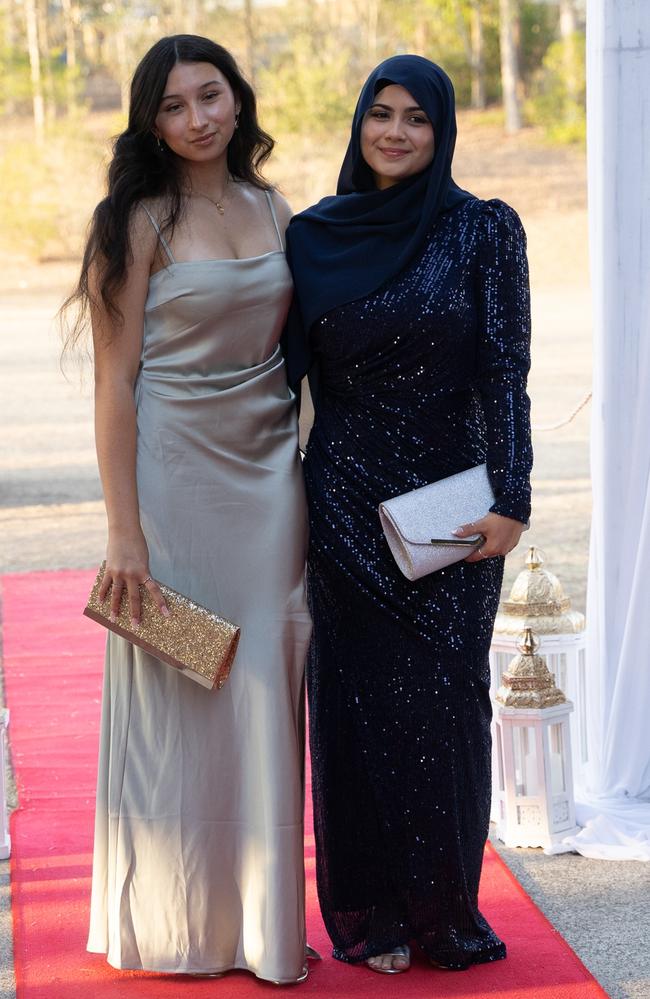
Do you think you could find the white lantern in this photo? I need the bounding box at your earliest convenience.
[0,709,10,859]
[490,547,588,799]
[493,629,580,851]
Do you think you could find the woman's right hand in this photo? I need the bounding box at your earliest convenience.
[99,528,170,627]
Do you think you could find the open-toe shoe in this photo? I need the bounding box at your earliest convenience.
[366,944,411,974]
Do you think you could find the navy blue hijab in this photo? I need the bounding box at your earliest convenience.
[285,55,475,378]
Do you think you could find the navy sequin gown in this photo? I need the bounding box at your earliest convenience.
[303,198,533,968]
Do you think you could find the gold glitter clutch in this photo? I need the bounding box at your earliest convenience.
[83,563,240,690]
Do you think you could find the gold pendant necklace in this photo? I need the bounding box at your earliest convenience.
[193,177,230,216]
[203,194,225,215]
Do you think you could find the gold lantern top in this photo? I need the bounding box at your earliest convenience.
[493,546,585,636]
[495,629,568,709]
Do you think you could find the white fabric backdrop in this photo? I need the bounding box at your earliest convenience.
[561,0,650,861]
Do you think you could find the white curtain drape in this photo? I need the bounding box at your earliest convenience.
[561,0,650,861]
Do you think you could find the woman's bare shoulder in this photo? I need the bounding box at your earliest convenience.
[237,181,292,230]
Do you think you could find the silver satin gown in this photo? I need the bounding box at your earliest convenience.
[87,194,311,984]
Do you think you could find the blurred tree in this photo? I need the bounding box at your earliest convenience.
[258,11,352,135]
[519,0,557,80]
[469,0,486,108]
[60,0,79,115]
[36,0,56,123]
[559,0,577,37]
[2,0,19,114]
[559,0,579,119]
[361,0,381,61]
[114,2,131,115]
[499,0,522,132]
[447,0,491,109]
[243,0,256,84]
[23,0,45,140]
[529,27,585,142]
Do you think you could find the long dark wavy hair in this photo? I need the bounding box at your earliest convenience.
[62,35,274,351]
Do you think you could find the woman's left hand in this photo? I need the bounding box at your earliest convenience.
[453,512,527,563]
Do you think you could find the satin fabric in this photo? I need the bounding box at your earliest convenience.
[87,242,312,983]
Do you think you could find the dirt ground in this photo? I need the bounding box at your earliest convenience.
[0,113,591,612]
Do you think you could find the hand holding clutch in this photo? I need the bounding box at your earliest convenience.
[100,527,167,626]
[84,563,240,690]
[453,511,528,562]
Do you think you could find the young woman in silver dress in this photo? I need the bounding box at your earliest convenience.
[64,35,312,985]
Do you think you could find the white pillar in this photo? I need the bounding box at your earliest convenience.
[565,0,650,860]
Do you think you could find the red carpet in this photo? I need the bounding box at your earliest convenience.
[1,569,607,999]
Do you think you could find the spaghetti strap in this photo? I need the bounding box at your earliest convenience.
[140,203,176,265]
[265,190,285,251]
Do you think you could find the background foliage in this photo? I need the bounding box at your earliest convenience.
[0,0,586,261]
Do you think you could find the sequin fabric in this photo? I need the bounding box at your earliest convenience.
[302,198,532,968]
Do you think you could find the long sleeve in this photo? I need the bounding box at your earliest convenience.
[475,199,533,524]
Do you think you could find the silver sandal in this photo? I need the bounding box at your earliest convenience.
[366,943,411,974]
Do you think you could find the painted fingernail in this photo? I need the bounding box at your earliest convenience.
[131,617,140,628]
[109,612,117,623]
[452,528,463,536]
[162,606,171,618]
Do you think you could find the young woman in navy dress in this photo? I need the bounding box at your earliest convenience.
[284,55,533,975]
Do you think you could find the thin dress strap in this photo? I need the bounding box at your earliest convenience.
[140,203,176,265]
[265,190,285,251]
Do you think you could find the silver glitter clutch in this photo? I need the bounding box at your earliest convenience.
[83,563,240,689]
[379,464,494,581]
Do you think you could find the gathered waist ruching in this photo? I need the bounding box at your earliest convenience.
[137,344,286,397]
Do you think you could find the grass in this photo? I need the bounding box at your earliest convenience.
[0,114,114,265]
